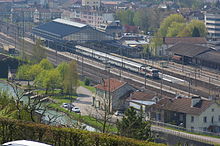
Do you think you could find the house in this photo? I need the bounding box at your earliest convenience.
[159,37,207,56]
[126,91,159,120]
[151,96,220,132]
[93,78,135,112]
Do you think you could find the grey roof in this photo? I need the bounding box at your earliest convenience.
[195,50,220,64]
[33,19,88,39]
[167,43,212,57]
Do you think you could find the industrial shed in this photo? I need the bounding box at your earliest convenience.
[32,18,114,44]
[195,51,220,70]
[167,43,212,64]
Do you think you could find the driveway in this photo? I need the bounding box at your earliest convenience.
[74,86,120,122]
[74,86,94,116]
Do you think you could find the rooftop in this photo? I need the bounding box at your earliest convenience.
[95,78,127,93]
[153,97,214,115]
[53,18,87,28]
[33,19,88,38]
[167,43,212,57]
[164,37,207,45]
[129,91,156,101]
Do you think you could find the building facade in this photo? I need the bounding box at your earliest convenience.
[151,96,220,132]
[93,78,135,112]
[82,0,101,8]
[205,12,220,41]
[62,8,114,28]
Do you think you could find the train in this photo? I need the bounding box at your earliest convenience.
[75,45,160,79]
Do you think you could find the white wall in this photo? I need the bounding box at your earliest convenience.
[186,103,220,131]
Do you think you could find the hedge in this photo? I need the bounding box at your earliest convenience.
[0,117,165,146]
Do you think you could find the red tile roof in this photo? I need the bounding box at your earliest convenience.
[164,37,207,45]
[95,78,127,93]
[153,97,214,115]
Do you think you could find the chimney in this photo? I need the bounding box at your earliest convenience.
[191,96,201,107]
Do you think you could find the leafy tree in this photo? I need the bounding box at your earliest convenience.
[192,27,201,37]
[63,61,79,95]
[32,39,46,63]
[39,59,54,70]
[158,14,185,37]
[117,107,152,140]
[116,9,134,25]
[29,64,43,80]
[16,64,32,85]
[34,69,61,94]
[178,20,206,37]
[133,9,149,32]
[167,22,186,37]
[56,62,69,81]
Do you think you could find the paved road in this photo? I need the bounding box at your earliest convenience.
[74,86,120,122]
[74,86,94,116]
[152,125,220,145]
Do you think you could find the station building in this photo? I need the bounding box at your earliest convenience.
[32,18,114,50]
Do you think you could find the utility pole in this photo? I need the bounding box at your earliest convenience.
[144,53,147,89]
[209,77,211,97]
[188,73,191,97]
[160,70,163,98]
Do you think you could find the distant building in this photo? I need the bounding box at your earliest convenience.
[32,18,113,45]
[205,11,220,41]
[11,7,62,23]
[151,96,220,133]
[93,78,135,112]
[82,0,101,8]
[160,37,207,56]
[126,91,159,120]
[68,7,114,28]
[98,21,123,38]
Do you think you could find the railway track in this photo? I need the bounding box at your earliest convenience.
[0,33,211,98]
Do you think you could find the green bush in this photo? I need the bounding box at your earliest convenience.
[0,117,165,146]
[84,78,90,86]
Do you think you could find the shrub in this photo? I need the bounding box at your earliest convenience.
[0,117,165,146]
[84,78,90,86]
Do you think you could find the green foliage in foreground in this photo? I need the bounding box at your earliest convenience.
[0,117,165,146]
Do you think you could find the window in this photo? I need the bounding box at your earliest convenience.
[203,116,207,123]
[191,116,194,122]
[212,108,214,112]
[212,116,214,123]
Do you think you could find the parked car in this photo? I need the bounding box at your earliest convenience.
[114,110,124,116]
[3,140,51,146]
[72,107,80,113]
[62,103,74,110]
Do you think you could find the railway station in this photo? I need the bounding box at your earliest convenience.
[32,18,114,51]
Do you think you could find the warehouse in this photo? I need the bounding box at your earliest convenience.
[32,18,114,50]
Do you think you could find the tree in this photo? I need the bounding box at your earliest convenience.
[133,9,149,32]
[158,14,185,37]
[116,9,134,25]
[192,27,201,37]
[29,64,43,80]
[167,22,186,37]
[117,107,152,140]
[32,39,46,63]
[39,59,54,70]
[178,20,206,37]
[34,69,61,94]
[16,64,32,85]
[63,61,79,95]
[56,62,69,81]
